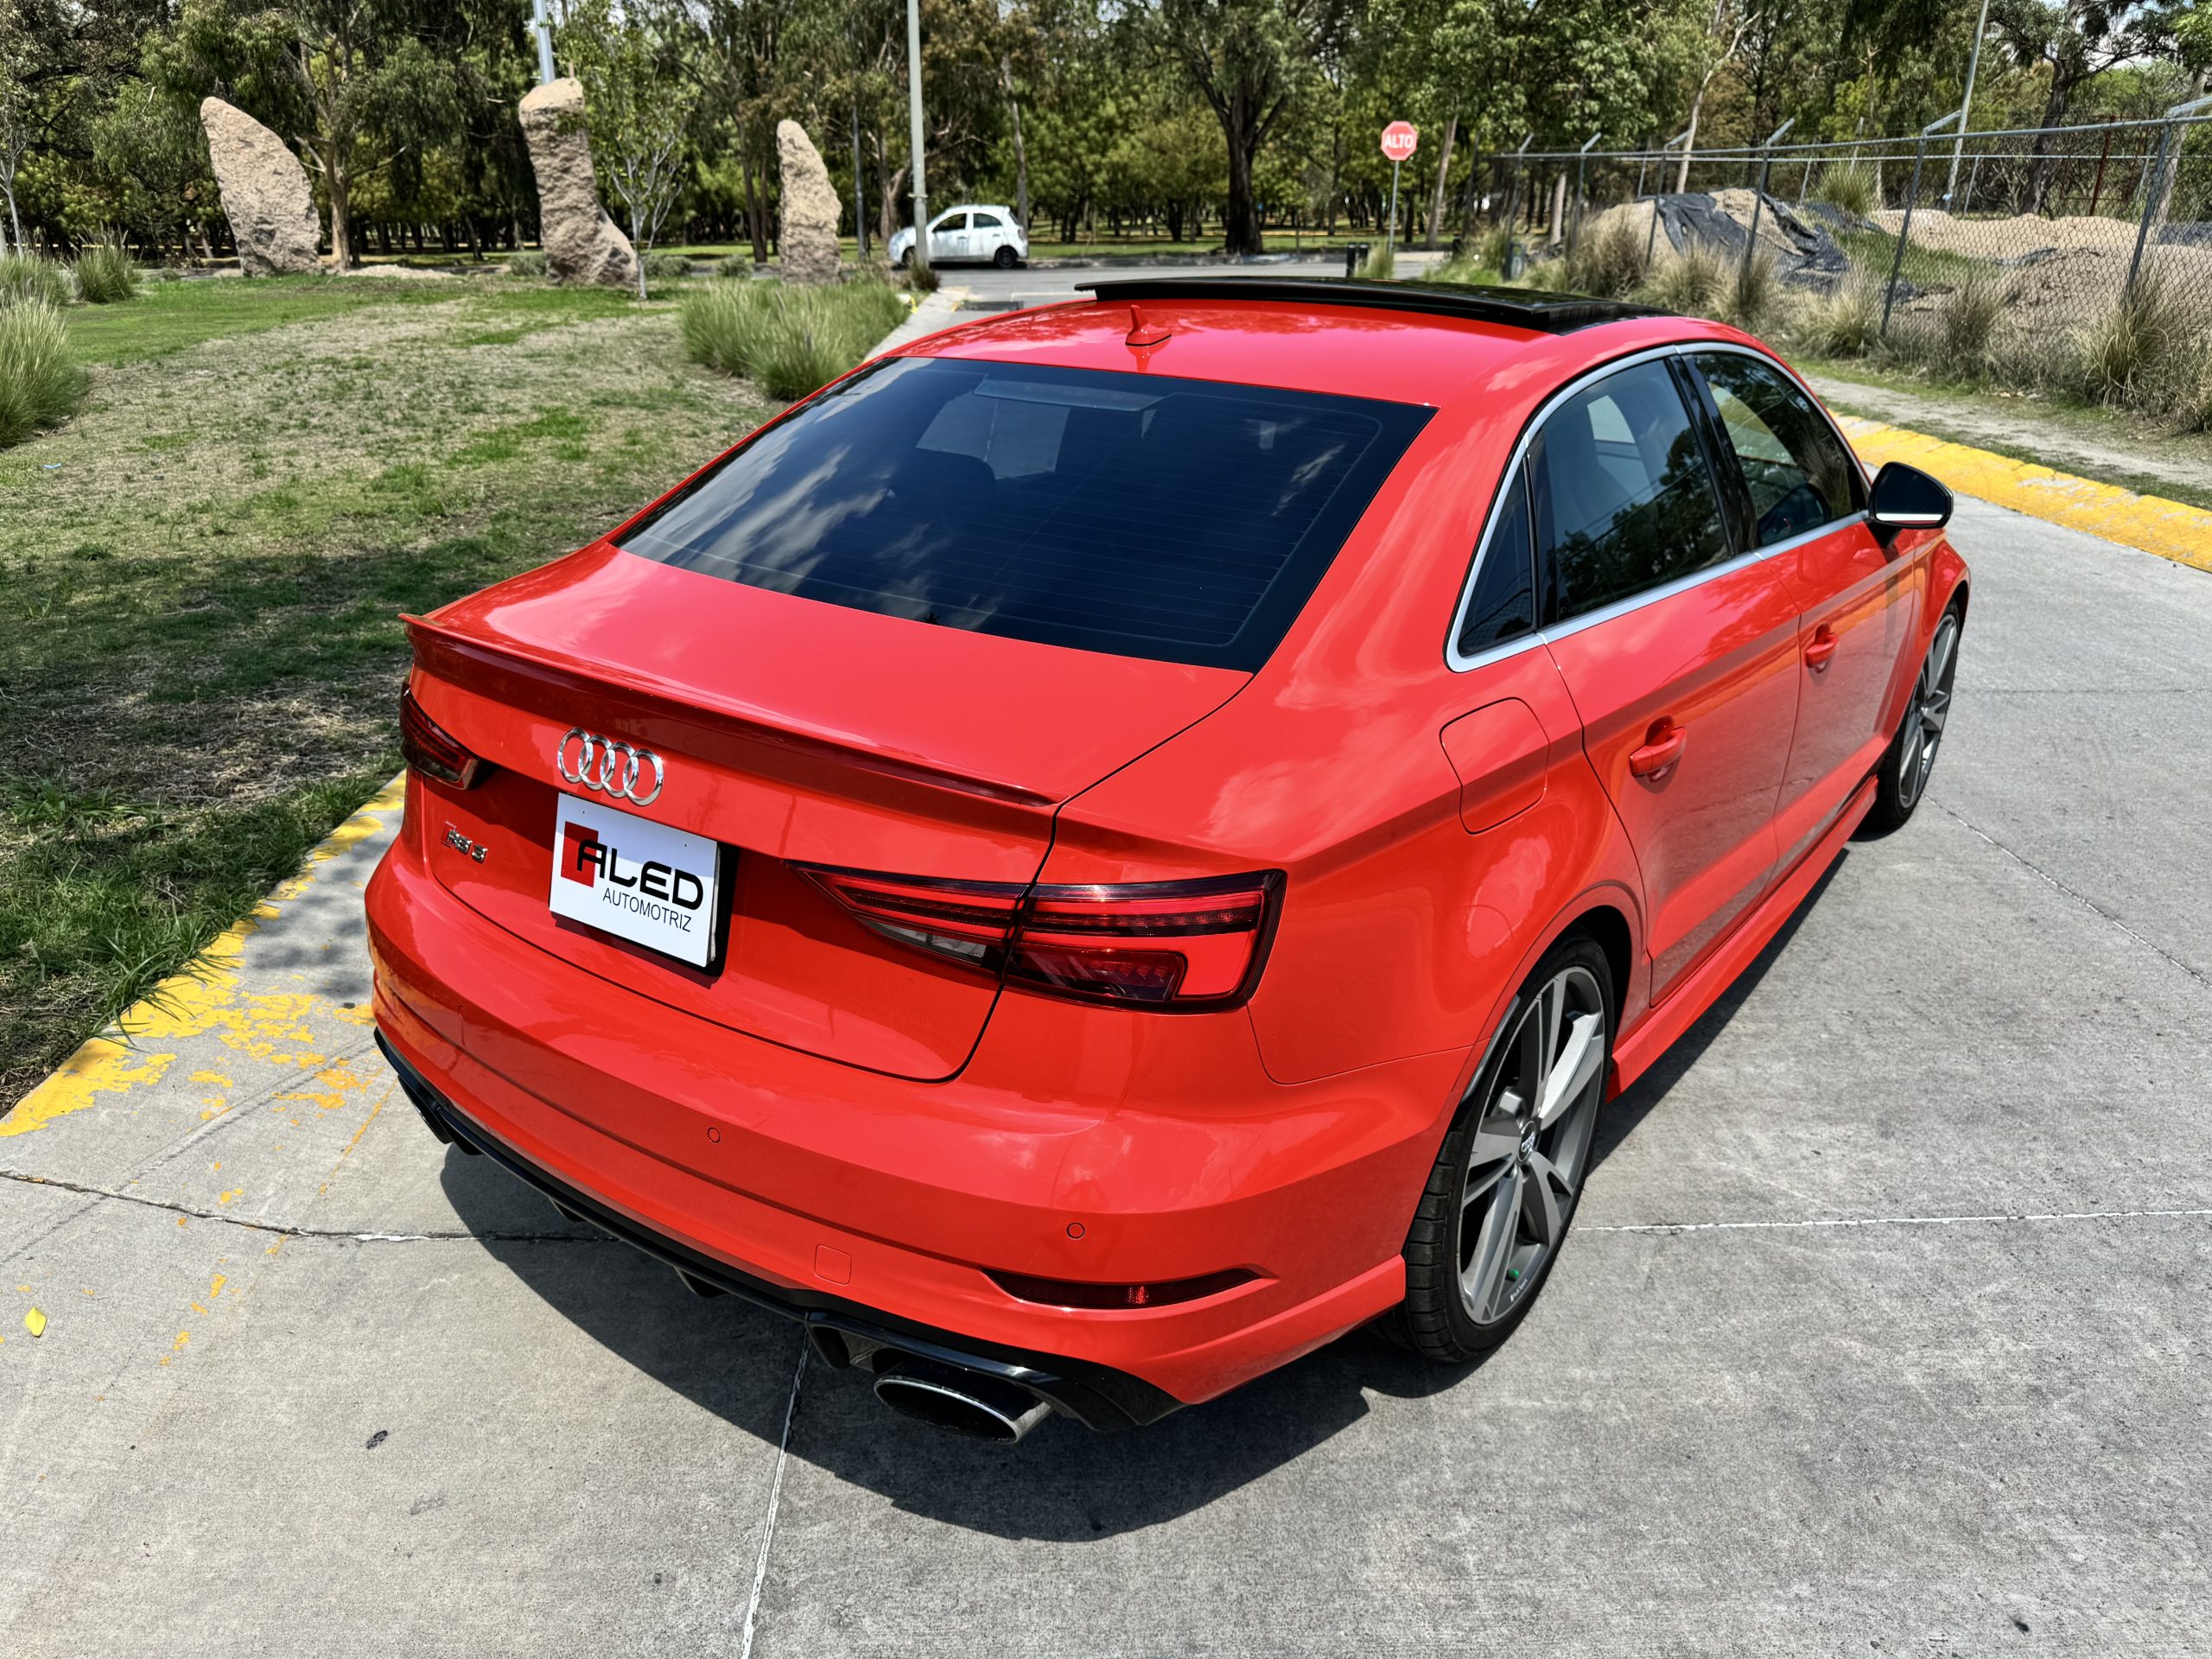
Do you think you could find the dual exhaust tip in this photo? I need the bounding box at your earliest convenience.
[872,1355,1052,1445]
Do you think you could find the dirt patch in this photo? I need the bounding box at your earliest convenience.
[1866,208,2141,260]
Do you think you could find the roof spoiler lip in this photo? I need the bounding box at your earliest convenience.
[1074,276,1669,335]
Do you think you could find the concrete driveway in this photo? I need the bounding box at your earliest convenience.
[4,483,2209,1648]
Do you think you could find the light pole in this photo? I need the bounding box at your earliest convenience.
[906,0,929,273]
[530,0,556,86]
[1943,0,1993,207]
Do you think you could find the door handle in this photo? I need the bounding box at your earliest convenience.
[1627,719,1687,779]
[1805,625,1839,671]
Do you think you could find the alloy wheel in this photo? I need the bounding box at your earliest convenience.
[1457,964,1606,1326]
[1896,611,1960,812]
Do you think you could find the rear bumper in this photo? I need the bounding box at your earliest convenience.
[366,822,1464,1412]
[377,1030,1178,1429]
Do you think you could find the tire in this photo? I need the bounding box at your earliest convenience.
[897,247,912,269]
[1860,601,1962,836]
[1386,932,1615,1362]
[994,245,1019,269]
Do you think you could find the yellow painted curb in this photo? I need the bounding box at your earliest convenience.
[2,775,406,1139]
[1836,416,2212,573]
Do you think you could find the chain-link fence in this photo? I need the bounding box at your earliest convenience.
[1459,100,2212,355]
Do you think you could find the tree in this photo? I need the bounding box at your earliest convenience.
[1989,0,2152,208]
[1147,0,1334,254]
[560,0,700,294]
[162,1,486,266]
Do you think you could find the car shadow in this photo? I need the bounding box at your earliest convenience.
[434,851,1849,1539]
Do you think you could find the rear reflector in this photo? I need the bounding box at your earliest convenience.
[796,866,1282,1009]
[987,1267,1258,1309]
[399,689,485,789]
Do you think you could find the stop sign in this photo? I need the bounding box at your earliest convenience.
[1381,121,1419,163]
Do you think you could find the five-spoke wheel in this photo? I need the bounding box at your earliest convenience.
[1389,933,1614,1360]
[1457,963,1606,1328]
[1866,601,1963,834]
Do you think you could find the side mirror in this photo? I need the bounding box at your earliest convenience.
[1867,461,1953,541]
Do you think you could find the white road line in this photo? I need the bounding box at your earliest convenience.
[1586,1205,2212,1235]
[739,1335,808,1659]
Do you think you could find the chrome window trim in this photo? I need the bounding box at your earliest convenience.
[1446,340,1867,675]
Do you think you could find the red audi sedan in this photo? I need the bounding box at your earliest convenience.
[367,277,1967,1441]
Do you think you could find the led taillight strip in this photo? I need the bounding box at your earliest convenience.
[796,865,1284,1010]
[399,689,486,789]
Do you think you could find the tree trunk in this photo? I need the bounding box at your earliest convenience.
[1218,94,1264,256]
[879,159,909,251]
[1547,171,1567,247]
[1001,54,1031,232]
[327,160,353,266]
[1676,90,1705,194]
[743,148,767,264]
[1425,113,1458,251]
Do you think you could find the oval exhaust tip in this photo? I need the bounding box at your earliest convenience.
[873,1360,1052,1445]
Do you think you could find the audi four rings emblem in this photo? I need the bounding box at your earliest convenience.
[555,728,667,805]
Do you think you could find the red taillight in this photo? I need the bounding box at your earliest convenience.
[987,1268,1259,1309]
[796,866,1282,1009]
[399,689,485,789]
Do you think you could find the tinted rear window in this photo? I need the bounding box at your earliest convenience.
[618,356,1431,671]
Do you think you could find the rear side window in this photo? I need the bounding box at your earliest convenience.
[1529,360,1730,625]
[972,211,1005,229]
[620,356,1430,671]
[1692,353,1862,546]
[1455,464,1535,658]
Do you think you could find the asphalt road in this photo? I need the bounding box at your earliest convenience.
[3,373,2209,1650]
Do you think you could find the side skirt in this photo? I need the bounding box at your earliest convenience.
[1607,775,1877,1096]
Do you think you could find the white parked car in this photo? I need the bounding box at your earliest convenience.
[889,204,1028,269]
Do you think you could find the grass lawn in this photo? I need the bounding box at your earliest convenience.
[0,275,770,1108]
[1833,229,1997,291]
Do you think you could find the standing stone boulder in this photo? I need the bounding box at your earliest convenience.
[517,78,636,289]
[199,98,321,276]
[777,120,842,285]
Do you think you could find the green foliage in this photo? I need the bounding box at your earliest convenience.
[0,253,72,309]
[1813,163,1879,219]
[641,250,695,283]
[507,251,550,279]
[2071,275,2190,407]
[73,245,138,304]
[1792,273,1885,358]
[904,257,941,295]
[0,300,89,446]
[1723,248,1780,331]
[1358,240,1395,279]
[1638,240,1726,316]
[1563,215,1647,297]
[679,279,907,398]
[1933,275,2006,378]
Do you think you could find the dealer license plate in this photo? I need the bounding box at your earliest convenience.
[547,793,721,969]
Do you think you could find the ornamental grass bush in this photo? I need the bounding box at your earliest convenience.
[1814,163,1879,219]
[680,279,909,399]
[73,245,138,304]
[1563,215,1647,297]
[0,252,72,309]
[1792,272,1885,358]
[0,300,88,448]
[1637,238,1726,316]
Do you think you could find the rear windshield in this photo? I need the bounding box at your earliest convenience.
[618,356,1431,671]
